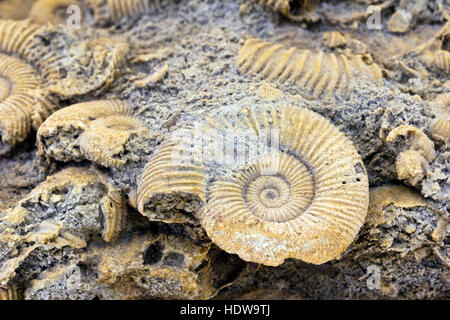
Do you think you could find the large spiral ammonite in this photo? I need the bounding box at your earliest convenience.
[138,103,369,266]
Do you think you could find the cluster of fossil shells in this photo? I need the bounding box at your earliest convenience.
[0,0,448,300]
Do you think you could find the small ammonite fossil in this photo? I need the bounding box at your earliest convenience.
[37,100,151,168]
[0,53,40,155]
[237,38,383,99]
[29,0,81,25]
[386,125,436,186]
[138,103,369,266]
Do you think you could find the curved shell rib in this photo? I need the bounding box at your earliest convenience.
[237,38,383,98]
[198,105,369,266]
[0,19,42,61]
[37,100,142,166]
[421,50,450,74]
[88,0,164,24]
[0,53,40,154]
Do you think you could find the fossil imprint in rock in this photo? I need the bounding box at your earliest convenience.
[37,99,150,168]
[138,104,369,266]
[237,38,383,99]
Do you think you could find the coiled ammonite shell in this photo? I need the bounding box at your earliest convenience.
[0,53,40,155]
[29,0,80,25]
[37,100,150,168]
[88,0,165,24]
[237,38,383,98]
[138,103,369,266]
[46,41,129,99]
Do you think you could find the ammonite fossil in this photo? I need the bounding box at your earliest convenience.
[37,100,151,168]
[237,38,383,99]
[0,53,40,155]
[29,0,81,25]
[138,103,369,266]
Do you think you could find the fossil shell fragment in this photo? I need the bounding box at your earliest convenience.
[323,31,347,48]
[137,128,207,224]
[421,50,450,74]
[366,185,428,227]
[29,0,80,25]
[237,38,383,98]
[386,125,436,162]
[88,0,165,24]
[395,150,429,186]
[37,100,150,167]
[46,41,129,99]
[430,93,450,143]
[386,125,436,186]
[0,53,40,155]
[0,285,19,300]
[139,103,369,266]
[0,19,42,61]
[257,0,311,21]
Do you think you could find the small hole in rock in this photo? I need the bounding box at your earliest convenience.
[162,252,185,268]
[143,241,164,265]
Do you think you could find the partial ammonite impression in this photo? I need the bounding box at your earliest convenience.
[0,53,40,155]
[37,100,151,168]
[138,103,369,266]
[87,0,166,24]
[237,38,383,99]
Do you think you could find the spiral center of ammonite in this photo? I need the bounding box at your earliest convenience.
[255,177,290,208]
[243,153,315,223]
[0,77,10,103]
